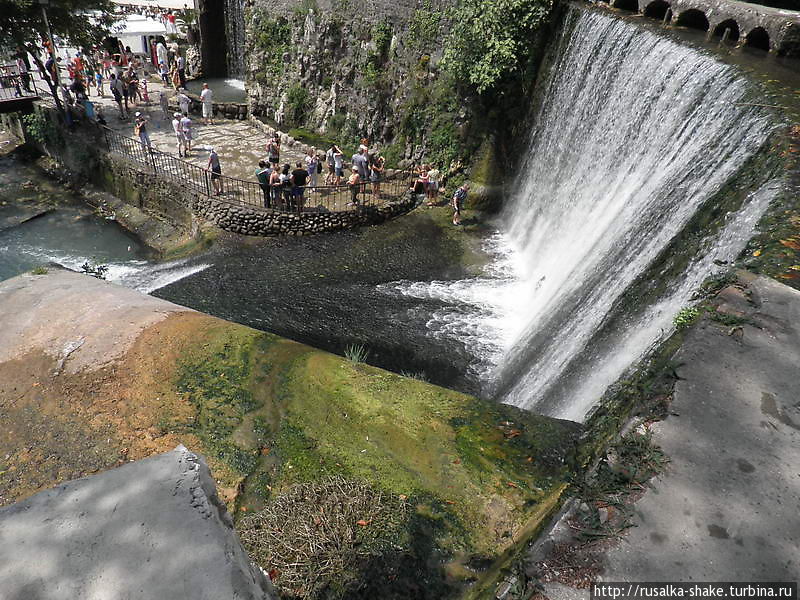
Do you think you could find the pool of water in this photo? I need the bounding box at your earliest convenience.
[0,154,212,291]
[186,78,247,103]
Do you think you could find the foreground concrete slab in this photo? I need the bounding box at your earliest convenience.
[601,274,800,580]
[0,445,277,600]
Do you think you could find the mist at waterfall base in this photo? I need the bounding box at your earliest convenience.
[381,7,780,422]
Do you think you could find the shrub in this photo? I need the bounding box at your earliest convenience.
[673,306,700,330]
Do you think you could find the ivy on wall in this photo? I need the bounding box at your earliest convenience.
[441,0,553,93]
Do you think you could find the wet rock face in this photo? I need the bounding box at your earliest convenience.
[243,0,453,157]
[0,446,278,600]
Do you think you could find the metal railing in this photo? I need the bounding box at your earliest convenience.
[0,66,39,102]
[99,124,414,214]
[30,84,416,214]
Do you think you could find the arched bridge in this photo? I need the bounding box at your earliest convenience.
[606,0,800,56]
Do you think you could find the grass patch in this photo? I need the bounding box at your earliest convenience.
[30,265,48,275]
[344,343,369,363]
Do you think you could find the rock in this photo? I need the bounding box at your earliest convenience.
[0,446,277,599]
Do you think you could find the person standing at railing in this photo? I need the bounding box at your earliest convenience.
[256,160,272,208]
[333,145,344,185]
[15,56,31,93]
[134,112,151,151]
[347,168,361,207]
[207,148,223,196]
[352,147,369,182]
[291,161,309,214]
[370,154,385,199]
[278,164,292,209]
[304,148,318,189]
[269,164,282,209]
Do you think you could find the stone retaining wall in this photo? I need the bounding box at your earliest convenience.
[194,192,419,236]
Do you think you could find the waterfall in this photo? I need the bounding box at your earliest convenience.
[494,6,779,421]
[380,6,781,423]
[224,0,246,77]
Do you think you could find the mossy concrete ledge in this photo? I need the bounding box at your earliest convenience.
[0,269,581,598]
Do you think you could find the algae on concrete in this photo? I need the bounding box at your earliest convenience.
[0,269,581,599]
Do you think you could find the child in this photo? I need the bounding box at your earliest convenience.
[347,168,361,206]
[94,70,103,97]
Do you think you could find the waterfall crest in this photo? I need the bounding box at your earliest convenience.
[495,7,779,420]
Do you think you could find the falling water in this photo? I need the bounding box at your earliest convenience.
[494,7,779,421]
[224,0,246,77]
[381,6,781,422]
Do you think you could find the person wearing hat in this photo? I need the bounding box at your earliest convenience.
[172,112,186,157]
[134,112,151,150]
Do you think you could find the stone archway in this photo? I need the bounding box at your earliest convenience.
[712,18,741,43]
[613,0,640,12]
[744,27,770,52]
[644,0,671,20]
[675,9,710,32]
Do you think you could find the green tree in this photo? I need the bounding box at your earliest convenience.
[0,0,117,114]
[441,0,552,93]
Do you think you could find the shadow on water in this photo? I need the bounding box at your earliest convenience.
[154,211,486,394]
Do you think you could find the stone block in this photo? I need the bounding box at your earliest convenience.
[0,446,277,600]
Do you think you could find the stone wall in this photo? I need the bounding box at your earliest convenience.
[194,190,419,235]
[243,0,460,165]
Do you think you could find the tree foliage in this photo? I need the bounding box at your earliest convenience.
[441,0,552,93]
[0,0,117,51]
[0,0,117,114]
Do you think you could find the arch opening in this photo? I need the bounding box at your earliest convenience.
[712,19,740,43]
[644,0,670,20]
[613,0,640,12]
[744,27,770,52]
[675,9,709,32]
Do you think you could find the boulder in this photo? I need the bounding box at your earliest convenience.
[0,445,277,600]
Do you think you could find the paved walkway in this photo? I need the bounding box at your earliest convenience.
[538,272,800,598]
[89,78,305,182]
[600,273,800,581]
[36,72,307,182]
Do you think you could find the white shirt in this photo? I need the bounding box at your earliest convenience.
[200,88,212,104]
[172,118,182,135]
[177,93,190,108]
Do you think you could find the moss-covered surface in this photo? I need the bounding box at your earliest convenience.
[163,318,582,598]
[0,265,580,599]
